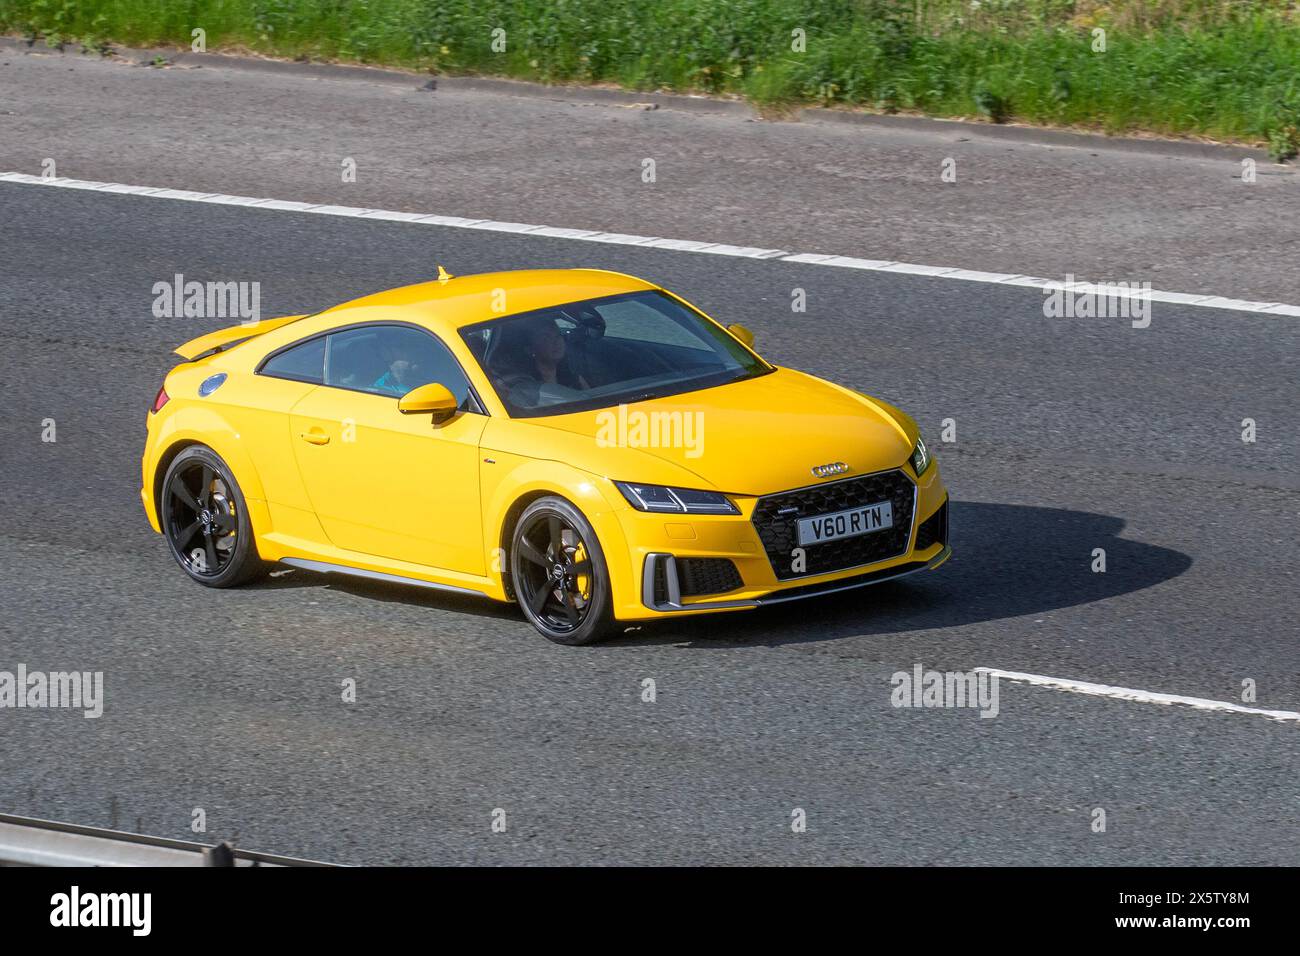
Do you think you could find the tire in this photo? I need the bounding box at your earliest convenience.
[159,446,265,588]
[510,496,615,645]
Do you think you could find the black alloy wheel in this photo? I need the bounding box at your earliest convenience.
[160,446,264,587]
[511,497,614,645]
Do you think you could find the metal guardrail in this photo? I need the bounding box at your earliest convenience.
[0,813,336,867]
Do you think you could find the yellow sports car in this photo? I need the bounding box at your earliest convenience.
[142,268,950,644]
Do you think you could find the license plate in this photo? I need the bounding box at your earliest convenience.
[796,500,893,546]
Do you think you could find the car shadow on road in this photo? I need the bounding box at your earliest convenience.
[609,501,1193,647]
[248,501,1191,646]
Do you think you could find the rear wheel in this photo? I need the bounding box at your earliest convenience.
[160,446,265,587]
[511,497,615,645]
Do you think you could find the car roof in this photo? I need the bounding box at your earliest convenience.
[318,268,659,333]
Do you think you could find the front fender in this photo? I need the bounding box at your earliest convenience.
[480,454,631,604]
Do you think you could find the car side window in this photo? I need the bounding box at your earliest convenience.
[260,335,326,383]
[325,325,474,407]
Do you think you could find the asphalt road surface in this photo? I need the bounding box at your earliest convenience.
[1,175,1298,864]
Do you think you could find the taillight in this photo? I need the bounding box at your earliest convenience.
[152,385,170,414]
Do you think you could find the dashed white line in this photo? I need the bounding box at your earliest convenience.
[977,668,1300,723]
[5,171,1299,316]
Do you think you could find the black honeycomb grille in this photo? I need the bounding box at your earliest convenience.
[677,558,744,596]
[752,470,915,580]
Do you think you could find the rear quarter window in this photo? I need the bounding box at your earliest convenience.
[260,336,326,384]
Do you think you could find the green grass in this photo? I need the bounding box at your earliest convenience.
[4,0,1299,156]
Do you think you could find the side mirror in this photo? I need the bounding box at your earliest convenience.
[398,382,458,424]
[727,323,755,349]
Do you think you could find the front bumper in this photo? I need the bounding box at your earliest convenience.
[642,543,951,612]
[609,463,950,620]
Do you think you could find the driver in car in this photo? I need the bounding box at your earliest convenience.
[372,343,421,396]
[524,316,589,391]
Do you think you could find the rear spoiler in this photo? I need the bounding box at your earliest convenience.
[173,314,308,361]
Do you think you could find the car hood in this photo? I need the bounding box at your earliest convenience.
[527,367,917,497]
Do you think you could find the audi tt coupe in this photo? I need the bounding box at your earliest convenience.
[142,268,950,644]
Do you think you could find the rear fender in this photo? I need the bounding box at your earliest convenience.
[144,407,271,536]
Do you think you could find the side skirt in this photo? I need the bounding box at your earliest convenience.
[279,557,488,598]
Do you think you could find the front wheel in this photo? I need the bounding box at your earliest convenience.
[510,497,615,645]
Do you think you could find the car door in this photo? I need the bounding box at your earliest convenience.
[288,323,488,575]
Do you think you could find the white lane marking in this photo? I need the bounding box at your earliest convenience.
[977,668,1300,723]
[5,171,1299,315]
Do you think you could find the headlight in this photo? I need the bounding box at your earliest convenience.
[614,481,739,515]
[910,435,932,476]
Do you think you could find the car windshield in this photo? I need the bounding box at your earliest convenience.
[459,290,771,418]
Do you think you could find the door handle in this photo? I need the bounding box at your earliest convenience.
[299,429,330,445]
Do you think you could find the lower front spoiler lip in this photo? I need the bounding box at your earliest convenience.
[641,545,952,613]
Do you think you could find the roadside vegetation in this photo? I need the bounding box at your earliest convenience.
[3,0,1298,158]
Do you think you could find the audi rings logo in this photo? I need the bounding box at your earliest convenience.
[811,461,849,478]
